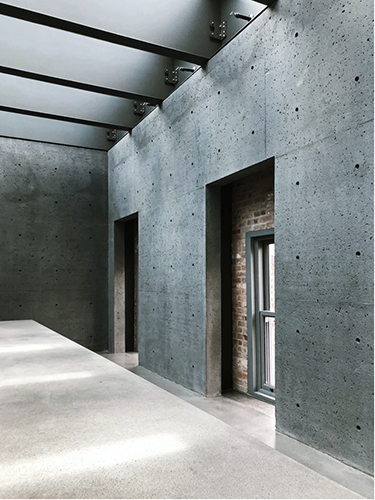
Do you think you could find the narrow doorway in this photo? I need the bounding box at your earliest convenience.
[113,214,139,369]
[220,165,275,403]
[124,217,138,353]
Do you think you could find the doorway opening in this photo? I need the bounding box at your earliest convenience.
[114,214,138,364]
[206,158,275,402]
[124,216,138,353]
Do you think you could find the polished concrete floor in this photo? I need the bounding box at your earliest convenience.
[103,353,374,499]
[1,320,373,499]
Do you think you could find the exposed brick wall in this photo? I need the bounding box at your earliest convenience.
[231,168,274,393]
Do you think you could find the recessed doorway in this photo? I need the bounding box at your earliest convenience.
[206,158,275,401]
[113,214,139,356]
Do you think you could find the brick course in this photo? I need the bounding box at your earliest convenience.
[231,168,274,393]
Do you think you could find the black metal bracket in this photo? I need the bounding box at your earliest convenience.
[210,21,226,41]
[165,67,195,86]
[133,101,154,115]
[165,68,179,85]
[106,129,117,141]
[133,101,146,115]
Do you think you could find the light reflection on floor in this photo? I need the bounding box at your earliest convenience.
[0,343,56,354]
[0,371,96,388]
[1,433,187,490]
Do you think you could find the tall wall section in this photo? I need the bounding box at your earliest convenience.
[108,0,373,473]
[0,138,108,351]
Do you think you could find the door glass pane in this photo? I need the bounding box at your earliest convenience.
[268,243,275,312]
[264,315,275,387]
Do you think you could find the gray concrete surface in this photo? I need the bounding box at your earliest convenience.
[103,352,374,499]
[0,320,368,499]
[107,0,374,473]
[0,138,108,351]
[275,122,374,474]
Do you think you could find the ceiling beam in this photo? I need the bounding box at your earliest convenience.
[0,73,156,131]
[0,16,197,105]
[0,2,208,66]
[0,66,163,106]
[0,110,126,150]
[0,105,131,132]
[0,106,132,131]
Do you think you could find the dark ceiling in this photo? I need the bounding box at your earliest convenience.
[0,0,271,150]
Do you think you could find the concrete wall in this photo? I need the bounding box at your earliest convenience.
[0,138,108,351]
[108,0,373,473]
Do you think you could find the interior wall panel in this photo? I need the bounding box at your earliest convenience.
[0,138,108,351]
[108,0,373,474]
